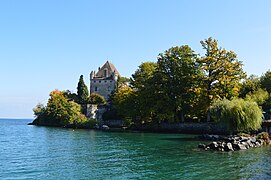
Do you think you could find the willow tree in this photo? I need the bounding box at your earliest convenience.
[198,37,246,121]
[210,98,262,133]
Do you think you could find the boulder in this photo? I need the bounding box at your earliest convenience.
[237,143,247,150]
[209,142,218,150]
[198,144,206,149]
[224,143,234,151]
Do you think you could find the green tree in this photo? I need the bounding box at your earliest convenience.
[46,90,87,126]
[260,70,271,113]
[77,75,89,104]
[111,85,137,122]
[261,70,271,93]
[33,103,46,117]
[198,37,246,121]
[239,75,261,98]
[210,98,262,133]
[245,88,269,106]
[88,93,106,105]
[131,62,164,124]
[156,45,201,122]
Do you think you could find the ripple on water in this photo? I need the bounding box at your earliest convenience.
[0,119,271,179]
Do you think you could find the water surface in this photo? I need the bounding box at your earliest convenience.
[0,119,271,179]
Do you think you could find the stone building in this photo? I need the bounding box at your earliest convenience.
[89,61,120,101]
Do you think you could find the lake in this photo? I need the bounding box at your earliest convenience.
[0,119,271,179]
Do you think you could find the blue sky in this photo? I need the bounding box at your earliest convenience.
[0,0,271,118]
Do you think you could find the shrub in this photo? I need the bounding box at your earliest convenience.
[210,98,263,133]
[257,132,270,145]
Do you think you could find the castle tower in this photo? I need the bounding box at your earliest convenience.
[89,61,120,101]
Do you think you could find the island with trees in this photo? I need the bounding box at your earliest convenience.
[30,37,271,150]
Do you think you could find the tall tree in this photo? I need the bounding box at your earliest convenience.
[261,70,271,93]
[239,75,261,98]
[260,70,271,113]
[197,37,246,121]
[77,75,89,104]
[156,45,201,122]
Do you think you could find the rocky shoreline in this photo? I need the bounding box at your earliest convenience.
[198,133,269,152]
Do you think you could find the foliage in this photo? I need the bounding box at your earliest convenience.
[131,62,157,90]
[33,89,87,127]
[245,88,269,106]
[260,70,271,93]
[88,93,106,105]
[156,45,201,122]
[33,103,46,117]
[111,85,137,120]
[63,90,79,102]
[239,75,261,98]
[260,70,271,113]
[198,37,246,121]
[118,77,131,87]
[77,75,89,104]
[257,132,270,145]
[210,98,262,132]
[237,132,251,137]
[79,118,98,128]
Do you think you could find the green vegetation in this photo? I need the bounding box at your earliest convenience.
[210,98,262,132]
[33,90,88,127]
[106,37,271,134]
[33,37,271,134]
[88,93,106,105]
[77,75,89,104]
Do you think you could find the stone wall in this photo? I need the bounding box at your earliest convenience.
[90,79,117,101]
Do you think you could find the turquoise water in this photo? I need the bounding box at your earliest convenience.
[0,119,271,179]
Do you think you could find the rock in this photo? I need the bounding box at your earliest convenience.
[240,137,249,142]
[250,137,257,143]
[246,140,253,148]
[224,143,234,151]
[237,143,247,150]
[101,125,110,130]
[209,142,218,150]
[198,144,206,149]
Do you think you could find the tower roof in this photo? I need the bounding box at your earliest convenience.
[95,61,120,78]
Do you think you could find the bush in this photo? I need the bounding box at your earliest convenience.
[257,132,270,145]
[210,98,263,133]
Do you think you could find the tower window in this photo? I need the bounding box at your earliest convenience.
[104,69,108,77]
[95,87,98,91]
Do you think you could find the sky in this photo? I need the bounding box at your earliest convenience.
[0,0,271,118]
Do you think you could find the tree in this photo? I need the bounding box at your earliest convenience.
[239,75,261,98]
[210,98,262,133]
[261,70,271,93]
[33,89,87,127]
[245,88,269,106]
[33,103,46,117]
[77,75,89,104]
[260,70,271,113]
[197,37,246,121]
[156,45,201,122]
[111,85,137,121]
[88,93,106,105]
[46,90,87,126]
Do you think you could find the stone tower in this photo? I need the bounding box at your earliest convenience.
[90,61,120,101]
